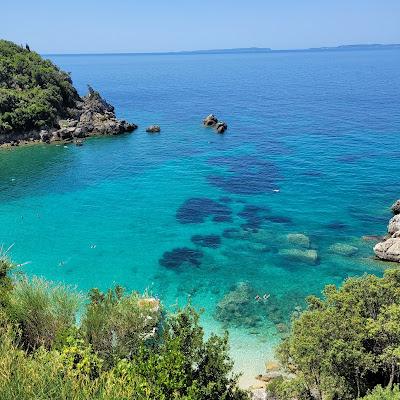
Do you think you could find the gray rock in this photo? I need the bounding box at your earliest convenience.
[374,238,400,263]
[391,200,400,215]
[388,215,400,236]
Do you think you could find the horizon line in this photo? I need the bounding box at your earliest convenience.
[42,43,400,57]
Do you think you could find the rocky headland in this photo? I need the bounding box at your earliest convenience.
[373,199,400,263]
[0,86,137,147]
[0,40,137,147]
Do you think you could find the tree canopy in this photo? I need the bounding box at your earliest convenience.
[0,40,80,135]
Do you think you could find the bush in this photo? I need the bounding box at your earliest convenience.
[275,270,400,400]
[6,277,80,350]
[0,40,80,135]
[361,385,400,400]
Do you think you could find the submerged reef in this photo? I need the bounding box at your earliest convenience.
[159,247,203,270]
[176,197,232,224]
[191,234,221,248]
[215,282,263,328]
[207,155,280,195]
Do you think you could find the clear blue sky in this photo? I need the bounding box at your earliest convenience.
[1,0,399,53]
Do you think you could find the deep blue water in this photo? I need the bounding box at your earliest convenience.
[1,49,400,384]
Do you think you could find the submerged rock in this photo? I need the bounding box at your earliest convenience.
[215,282,262,328]
[329,243,359,257]
[287,233,310,248]
[279,248,319,265]
[146,125,161,133]
[215,121,228,134]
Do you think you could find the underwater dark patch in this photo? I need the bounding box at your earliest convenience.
[265,216,292,224]
[325,221,348,230]
[222,228,241,239]
[191,234,221,248]
[176,197,232,224]
[219,196,233,203]
[159,247,203,270]
[212,215,233,223]
[302,170,323,177]
[207,156,280,195]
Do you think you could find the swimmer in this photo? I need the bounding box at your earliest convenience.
[255,295,261,302]
[58,261,65,267]
[263,293,270,301]
[90,244,97,249]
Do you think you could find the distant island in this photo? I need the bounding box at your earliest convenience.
[0,40,137,147]
[46,43,400,57]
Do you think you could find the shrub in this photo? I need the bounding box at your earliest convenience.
[0,40,80,135]
[275,270,400,400]
[7,276,80,350]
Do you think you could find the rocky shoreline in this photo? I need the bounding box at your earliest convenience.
[373,199,400,263]
[0,86,137,148]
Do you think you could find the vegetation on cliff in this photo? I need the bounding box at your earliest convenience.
[269,270,400,400]
[0,40,80,135]
[0,255,248,400]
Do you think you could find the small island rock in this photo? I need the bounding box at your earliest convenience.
[203,114,228,133]
[146,125,161,133]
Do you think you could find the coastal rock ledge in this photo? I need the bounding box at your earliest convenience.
[373,200,400,263]
[1,86,137,147]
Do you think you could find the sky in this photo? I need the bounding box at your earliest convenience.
[1,0,400,54]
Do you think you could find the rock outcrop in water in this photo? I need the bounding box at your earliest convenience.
[146,125,161,133]
[203,114,228,133]
[374,200,400,263]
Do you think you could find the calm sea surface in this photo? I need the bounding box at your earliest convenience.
[1,49,400,385]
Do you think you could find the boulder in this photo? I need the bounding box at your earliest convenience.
[391,200,400,215]
[287,233,310,248]
[279,248,319,265]
[146,125,161,133]
[215,121,228,133]
[388,214,400,236]
[374,238,400,263]
[203,114,218,127]
[329,243,359,257]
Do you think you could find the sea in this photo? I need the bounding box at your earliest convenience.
[1,48,399,386]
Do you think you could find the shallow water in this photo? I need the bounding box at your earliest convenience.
[1,49,400,386]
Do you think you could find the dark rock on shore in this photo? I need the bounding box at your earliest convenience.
[146,125,161,133]
[374,200,400,263]
[203,114,228,134]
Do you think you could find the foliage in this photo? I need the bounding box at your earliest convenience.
[0,39,80,135]
[361,386,400,400]
[275,270,400,400]
[0,256,249,399]
[6,276,80,350]
[81,286,162,366]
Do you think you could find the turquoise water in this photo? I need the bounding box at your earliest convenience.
[1,49,400,385]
